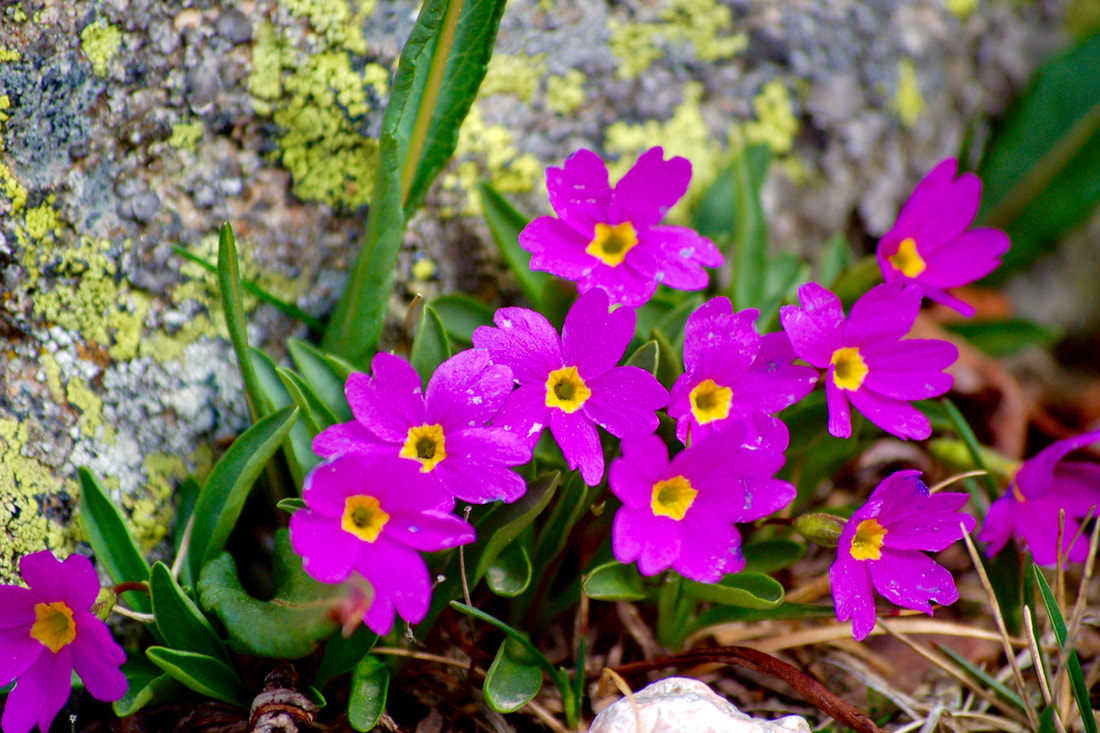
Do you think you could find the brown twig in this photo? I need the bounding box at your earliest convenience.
[610,645,882,733]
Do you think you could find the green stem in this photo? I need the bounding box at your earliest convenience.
[399,0,465,208]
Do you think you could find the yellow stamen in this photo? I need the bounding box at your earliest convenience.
[650,475,698,521]
[399,424,447,473]
[689,379,733,425]
[850,518,887,560]
[585,222,639,267]
[831,347,869,391]
[31,602,77,653]
[888,237,927,277]
[1012,483,1026,503]
[545,366,592,413]
[341,495,390,543]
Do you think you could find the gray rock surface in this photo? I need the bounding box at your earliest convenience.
[0,0,1071,580]
[590,677,811,733]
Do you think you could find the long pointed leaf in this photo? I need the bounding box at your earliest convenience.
[217,223,270,420]
[149,561,232,665]
[478,182,545,306]
[146,647,249,709]
[77,467,151,613]
[1032,567,1097,733]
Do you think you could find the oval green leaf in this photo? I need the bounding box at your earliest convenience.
[484,637,542,713]
[583,560,647,602]
[431,293,495,343]
[314,624,379,689]
[487,540,532,597]
[145,646,248,709]
[624,340,659,376]
[681,572,784,609]
[348,655,389,732]
[113,658,182,717]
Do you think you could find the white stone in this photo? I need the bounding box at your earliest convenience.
[589,677,811,733]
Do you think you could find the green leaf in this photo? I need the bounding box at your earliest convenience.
[945,319,1062,357]
[818,233,855,289]
[410,303,452,387]
[322,0,507,362]
[681,572,784,609]
[978,33,1100,279]
[757,252,809,331]
[583,560,647,601]
[484,637,542,713]
[742,539,806,575]
[1037,705,1059,733]
[1032,567,1096,733]
[624,340,659,375]
[314,625,379,689]
[277,366,337,438]
[171,244,324,333]
[173,477,201,589]
[471,472,560,585]
[188,406,298,581]
[650,328,683,390]
[942,398,999,501]
[149,562,232,665]
[689,601,836,631]
[653,295,703,350]
[431,293,496,342]
[77,467,151,613]
[934,642,1025,710]
[348,655,390,732]
[146,647,249,709]
[288,338,354,423]
[728,145,771,311]
[217,223,270,420]
[450,602,566,691]
[478,182,545,307]
[198,530,347,659]
[276,497,307,513]
[113,658,182,717]
[487,540,532,597]
[252,348,319,487]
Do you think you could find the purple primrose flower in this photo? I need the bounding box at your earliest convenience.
[0,552,126,733]
[609,429,796,583]
[877,158,1010,317]
[472,288,668,486]
[978,429,1100,566]
[830,470,975,641]
[519,147,724,307]
[290,453,476,635]
[668,297,817,449]
[313,349,531,504]
[780,281,958,441]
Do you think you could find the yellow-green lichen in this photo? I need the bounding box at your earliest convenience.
[22,196,64,243]
[281,0,371,54]
[481,53,547,102]
[169,122,205,151]
[546,70,587,115]
[444,106,543,215]
[1,95,29,213]
[743,80,800,155]
[411,257,437,281]
[608,0,747,80]
[894,60,924,128]
[248,15,385,208]
[11,5,27,22]
[944,0,978,19]
[0,419,76,583]
[66,377,104,440]
[80,20,122,77]
[40,352,64,402]
[0,47,21,63]
[1066,0,1100,38]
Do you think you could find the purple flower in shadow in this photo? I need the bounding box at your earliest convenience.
[609,429,796,583]
[0,552,126,733]
[290,453,475,635]
[830,470,975,641]
[668,297,817,449]
[313,349,531,505]
[780,281,957,440]
[978,429,1100,566]
[877,158,1010,316]
[520,147,724,307]
[472,288,668,486]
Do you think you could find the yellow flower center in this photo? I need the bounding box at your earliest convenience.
[888,237,927,278]
[650,475,699,521]
[689,379,733,425]
[585,222,639,267]
[341,495,391,543]
[850,518,887,561]
[31,601,77,653]
[545,366,592,413]
[831,347,869,391]
[399,424,447,472]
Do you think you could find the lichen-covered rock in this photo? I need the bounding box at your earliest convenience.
[590,677,810,733]
[0,0,1070,580]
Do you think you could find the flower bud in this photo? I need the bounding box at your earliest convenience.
[793,513,848,548]
[92,586,117,621]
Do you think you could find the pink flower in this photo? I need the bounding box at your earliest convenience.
[830,471,975,641]
[780,281,957,440]
[978,429,1100,566]
[609,429,795,582]
[472,288,668,486]
[877,159,1010,317]
[0,552,126,733]
[290,454,476,635]
[520,147,724,307]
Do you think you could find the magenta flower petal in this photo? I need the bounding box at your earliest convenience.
[641,226,725,291]
[550,409,604,486]
[845,282,921,345]
[345,357,426,443]
[1051,463,1100,513]
[825,381,853,438]
[493,384,552,448]
[562,289,634,377]
[289,510,360,583]
[977,494,1015,557]
[70,612,127,701]
[425,349,514,430]
[830,553,877,641]
[356,539,434,629]
[779,283,845,367]
[384,509,476,553]
[847,386,932,440]
[870,549,960,613]
[546,148,612,232]
[921,229,1011,288]
[611,509,652,567]
[19,553,92,613]
[2,649,73,733]
[0,586,35,629]
[584,368,667,438]
[0,627,42,687]
[861,339,958,400]
[609,147,691,228]
[609,434,671,506]
[431,428,530,503]
[1015,500,1086,566]
[473,307,564,384]
[890,160,981,251]
[682,299,759,381]
[675,516,745,583]
[1015,428,1100,499]
[524,216,599,280]
[312,421,387,459]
